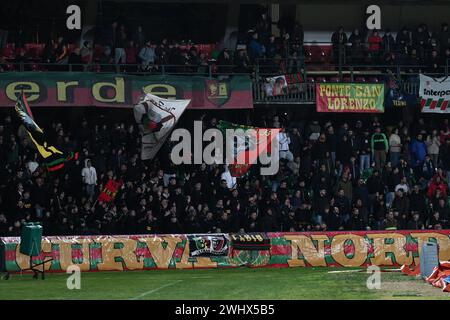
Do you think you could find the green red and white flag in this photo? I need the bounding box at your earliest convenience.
[133,93,190,160]
[217,120,279,177]
[419,74,450,113]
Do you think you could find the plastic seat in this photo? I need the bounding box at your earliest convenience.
[1,47,15,59]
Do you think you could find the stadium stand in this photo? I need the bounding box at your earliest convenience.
[0,7,450,238]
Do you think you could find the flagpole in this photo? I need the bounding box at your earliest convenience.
[90,198,98,212]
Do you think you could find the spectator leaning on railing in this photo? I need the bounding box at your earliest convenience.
[114,24,127,65]
[138,40,155,71]
[331,26,347,63]
[367,30,382,64]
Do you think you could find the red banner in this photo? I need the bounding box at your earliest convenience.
[98,179,123,203]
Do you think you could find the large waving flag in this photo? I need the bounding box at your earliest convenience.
[217,120,279,177]
[15,93,43,133]
[134,93,190,160]
[15,93,78,172]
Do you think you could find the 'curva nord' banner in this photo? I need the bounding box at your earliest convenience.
[0,72,253,109]
[316,83,385,113]
[419,74,450,113]
[1,230,449,272]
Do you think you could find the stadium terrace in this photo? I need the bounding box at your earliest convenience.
[1,0,450,303]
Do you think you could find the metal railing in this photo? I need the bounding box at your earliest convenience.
[252,81,316,104]
[251,75,423,104]
[256,57,449,78]
[0,62,243,77]
[1,61,447,105]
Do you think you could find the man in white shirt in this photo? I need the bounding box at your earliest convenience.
[81,159,97,201]
[394,177,409,194]
[278,127,294,162]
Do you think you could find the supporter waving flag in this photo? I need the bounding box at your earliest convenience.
[14,93,78,172]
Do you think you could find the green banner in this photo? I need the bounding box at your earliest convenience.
[316,83,385,113]
[0,72,253,109]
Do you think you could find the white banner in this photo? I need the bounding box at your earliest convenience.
[265,75,288,97]
[133,94,190,160]
[419,74,450,113]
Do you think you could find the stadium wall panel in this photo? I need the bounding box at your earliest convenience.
[1,230,449,272]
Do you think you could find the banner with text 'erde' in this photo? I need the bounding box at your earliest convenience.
[316,83,385,113]
[0,72,253,109]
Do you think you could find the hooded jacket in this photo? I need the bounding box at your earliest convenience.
[81,159,97,185]
[410,138,427,167]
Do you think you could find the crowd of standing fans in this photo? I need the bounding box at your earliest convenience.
[332,23,450,73]
[1,112,450,237]
[2,19,450,75]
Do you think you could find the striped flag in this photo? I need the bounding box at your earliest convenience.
[15,94,79,172]
[217,120,279,177]
[419,74,450,113]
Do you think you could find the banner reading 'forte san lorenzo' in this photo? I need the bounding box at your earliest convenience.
[0,72,253,109]
[316,83,385,113]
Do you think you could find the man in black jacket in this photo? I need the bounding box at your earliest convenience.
[261,208,278,232]
[331,26,347,63]
[409,184,427,219]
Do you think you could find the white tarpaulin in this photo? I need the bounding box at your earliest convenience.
[133,93,190,160]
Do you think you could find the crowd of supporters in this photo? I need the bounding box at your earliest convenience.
[332,23,450,73]
[1,110,450,237]
[2,19,450,75]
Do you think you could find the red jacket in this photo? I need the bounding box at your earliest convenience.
[427,180,448,199]
[368,36,382,52]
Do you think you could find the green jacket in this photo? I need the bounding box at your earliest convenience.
[371,133,388,152]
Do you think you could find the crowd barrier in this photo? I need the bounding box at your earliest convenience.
[1,230,449,272]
